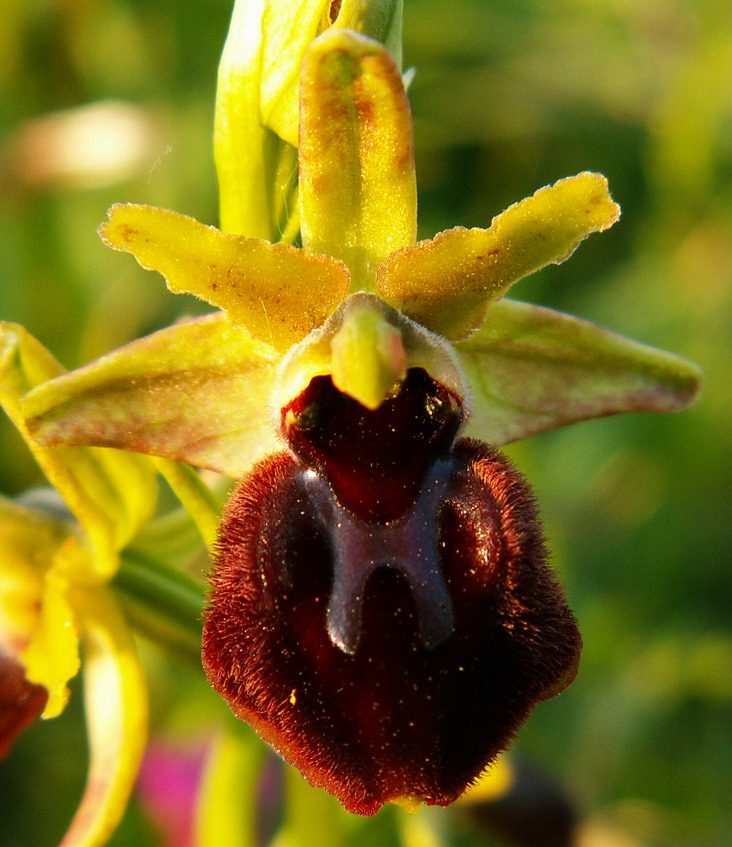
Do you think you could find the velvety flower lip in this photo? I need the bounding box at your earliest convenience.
[13,26,702,820]
[203,431,581,815]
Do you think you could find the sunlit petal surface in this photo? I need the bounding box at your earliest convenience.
[100,204,350,352]
[24,314,282,478]
[456,298,703,446]
[20,546,81,718]
[377,173,620,339]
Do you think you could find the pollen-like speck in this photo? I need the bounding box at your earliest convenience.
[289,689,297,705]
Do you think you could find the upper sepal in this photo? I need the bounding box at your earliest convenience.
[299,30,417,289]
[457,298,703,446]
[23,314,282,478]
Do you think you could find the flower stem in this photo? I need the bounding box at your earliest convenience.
[112,551,205,664]
[194,722,266,847]
[152,458,222,550]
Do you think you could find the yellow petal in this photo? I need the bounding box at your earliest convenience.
[19,541,83,718]
[59,585,147,847]
[299,30,417,290]
[377,172,621,339]
[0,497,64,656]
[1,323,158,581]
[100,204,350,352]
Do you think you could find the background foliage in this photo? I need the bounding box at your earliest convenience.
[1,0,730,845]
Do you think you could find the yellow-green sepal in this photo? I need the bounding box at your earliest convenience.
[377,172,621,339]
[456,298,703,446]
[59,585,147,847]
[100,204,350,352]
[19,541,83,718]
[299,30,417,290]
[0,498,82,719]
[24,314,282,479]
[0,497,65,657]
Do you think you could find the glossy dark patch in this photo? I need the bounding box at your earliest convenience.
[281,368,463,522]
[203,368,581,815]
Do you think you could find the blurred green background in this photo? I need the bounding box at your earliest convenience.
[1,0,730,845]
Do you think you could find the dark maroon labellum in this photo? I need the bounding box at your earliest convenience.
[203,368,581,815]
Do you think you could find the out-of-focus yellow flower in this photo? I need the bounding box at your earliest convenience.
[0,323,156,847]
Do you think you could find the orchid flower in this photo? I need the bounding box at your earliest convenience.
[16,19,700,822]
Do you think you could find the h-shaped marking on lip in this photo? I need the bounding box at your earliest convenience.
[301,459,456,655]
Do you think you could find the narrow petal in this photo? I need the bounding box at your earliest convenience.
[299,30,417,289]
[100,204,350,352]
[456,298,703,446]
[1,323,157,579]
[60,585,147,847]
[377,172,620,339]
[23,314,282,478]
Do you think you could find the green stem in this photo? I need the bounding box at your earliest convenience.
[272,765,349,847]
[112,551,205,664]
[152,458,222,550]
[195,721,266,847]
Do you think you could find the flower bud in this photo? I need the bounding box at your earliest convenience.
[215,0,403,239]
